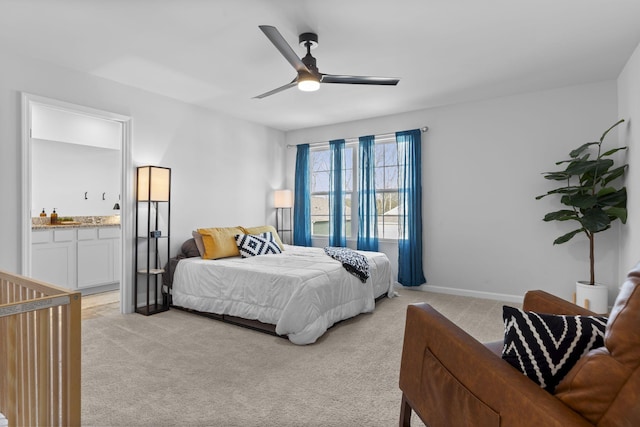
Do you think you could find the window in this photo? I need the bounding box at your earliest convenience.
[375,141,399,239]
[310,149,330,236]
[310,139,399,240]
[310,147,354,236]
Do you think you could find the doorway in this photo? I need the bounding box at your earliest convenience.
[21,93,133,314]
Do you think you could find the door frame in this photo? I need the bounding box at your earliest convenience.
[21,93,134,313]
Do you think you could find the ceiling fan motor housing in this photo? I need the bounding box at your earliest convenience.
[299,32,318,49]
[299,32,319,73]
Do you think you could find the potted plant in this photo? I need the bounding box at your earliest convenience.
[536,119,627,313]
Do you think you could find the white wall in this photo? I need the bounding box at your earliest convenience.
[0,49,286,311]
[32,140,121,216]
[618,40,640,279]
[32,104,122,150]
[286,81,619,302]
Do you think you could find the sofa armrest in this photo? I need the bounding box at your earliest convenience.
[523,290,597,316]
[399,303,592,427]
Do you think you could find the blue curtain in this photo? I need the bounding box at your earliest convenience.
[293,144,312,246]
[396,129,426,286]
[357,135,378,251]
[329,139,346,247]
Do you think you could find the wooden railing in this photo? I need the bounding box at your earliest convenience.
[0,270,81,427]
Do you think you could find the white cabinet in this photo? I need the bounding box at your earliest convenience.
[32,229,76,288]
[31,227,120,291]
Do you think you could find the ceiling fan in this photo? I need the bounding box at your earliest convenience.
[254,25,400,99]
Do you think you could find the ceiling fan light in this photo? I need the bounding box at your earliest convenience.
[298,74,320,92]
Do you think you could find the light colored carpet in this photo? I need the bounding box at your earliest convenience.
[81,290,516,427]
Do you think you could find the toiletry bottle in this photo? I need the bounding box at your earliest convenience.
[40,209,46,217]
[51,208,58,224]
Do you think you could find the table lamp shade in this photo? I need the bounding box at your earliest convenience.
[137,166,171,201]
[274,189,293,208]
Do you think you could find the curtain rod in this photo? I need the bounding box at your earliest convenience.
[286,126,429,149]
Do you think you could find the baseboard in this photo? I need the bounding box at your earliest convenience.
[395,283,523,304]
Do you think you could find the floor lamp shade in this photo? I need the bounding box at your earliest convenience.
[274,189,293,208]
[137,166,171,201]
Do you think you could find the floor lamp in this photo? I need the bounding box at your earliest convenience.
[274,190,293,245]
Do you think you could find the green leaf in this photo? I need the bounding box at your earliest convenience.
[597,187,616,196]
[561,193,597,209]
[601,146,628,157]
[600,119,625,142]
[580,208,611,232]
[558,153,591,164]
[537,185,590,200]
[543,172,570,181]
[597,187,626,207]
[535,191,569,200]
[554,229,583,244]
[605,206,628,224]
[569,142,599,158]
[544,210,578,222]
[544,187,582,197]
[565,158,613,176]
[602,165,628,185]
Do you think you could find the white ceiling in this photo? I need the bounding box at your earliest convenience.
[2,0,640,131]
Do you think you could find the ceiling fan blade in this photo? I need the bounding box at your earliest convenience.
[253,80,297,99]
[259,25,310,74]
[320,74,400,86]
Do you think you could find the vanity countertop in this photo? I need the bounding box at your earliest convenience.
[32,215,120,230]
[32,223,120,230]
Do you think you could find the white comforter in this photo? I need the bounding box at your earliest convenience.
[172,245,395,345]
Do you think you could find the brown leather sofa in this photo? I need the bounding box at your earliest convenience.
[398,266,640,427]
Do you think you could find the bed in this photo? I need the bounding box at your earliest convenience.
[170,241,395,345]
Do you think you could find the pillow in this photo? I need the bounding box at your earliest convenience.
[197,226,244,259]
[501,305,607,392]
[235,232,282,258]
[191,230,205,256]
[240,225,284,251]
[181,238,201,258]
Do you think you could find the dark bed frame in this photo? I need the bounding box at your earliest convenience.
[171,303,282,337]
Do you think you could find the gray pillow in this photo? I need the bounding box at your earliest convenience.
[181,238,201,258]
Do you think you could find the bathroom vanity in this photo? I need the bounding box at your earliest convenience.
[31,218,120,294]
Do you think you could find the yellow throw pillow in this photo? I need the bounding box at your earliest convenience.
[197,226,244,259]
[240,225,285,251]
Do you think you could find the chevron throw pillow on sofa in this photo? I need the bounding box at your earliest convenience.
[501,306,607,392]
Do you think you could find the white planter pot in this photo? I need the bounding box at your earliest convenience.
[575,281,608,314]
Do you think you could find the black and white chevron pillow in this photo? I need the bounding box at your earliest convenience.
[501,306,607,392]
[235,232,282,258]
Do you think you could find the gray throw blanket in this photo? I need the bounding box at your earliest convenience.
[323,246,370,283]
